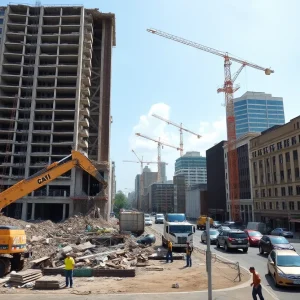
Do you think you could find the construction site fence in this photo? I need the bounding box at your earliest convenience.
[194,247,242,282]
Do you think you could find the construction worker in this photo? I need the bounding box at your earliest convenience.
[166,239,173,263]
[185,242,193,267]
[249,267,264,300]
[64,254,75,288]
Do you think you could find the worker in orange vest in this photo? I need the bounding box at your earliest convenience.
[166,240,173,263]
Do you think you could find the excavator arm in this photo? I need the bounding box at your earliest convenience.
[0,150,107,210]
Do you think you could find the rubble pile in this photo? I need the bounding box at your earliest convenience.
[0,215,155,272]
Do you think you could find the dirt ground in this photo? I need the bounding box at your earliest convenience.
[0,226,250,295]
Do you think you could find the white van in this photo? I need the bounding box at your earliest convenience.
[246,222,267,234]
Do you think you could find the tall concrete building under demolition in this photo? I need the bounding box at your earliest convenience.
[0,4,115,221]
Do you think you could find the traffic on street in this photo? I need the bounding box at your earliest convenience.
[151,219,300,300]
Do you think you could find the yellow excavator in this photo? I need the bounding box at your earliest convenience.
[0,150,107,277]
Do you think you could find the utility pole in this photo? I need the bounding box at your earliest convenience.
[206,217,212,300]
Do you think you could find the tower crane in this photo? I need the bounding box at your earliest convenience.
[123,150,168,210]
[152,113,201,156]
[135,133,182,183]
[147,28,274,222]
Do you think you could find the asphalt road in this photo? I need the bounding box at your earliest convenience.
[151,222,300,300]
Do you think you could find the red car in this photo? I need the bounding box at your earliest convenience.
[244,230,262,246]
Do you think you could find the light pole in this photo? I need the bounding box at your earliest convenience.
[206,217,212,300]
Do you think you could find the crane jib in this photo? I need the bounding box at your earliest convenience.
[37,174,51,184]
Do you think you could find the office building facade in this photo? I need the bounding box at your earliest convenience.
[0,4,115,220]
[250,117,300,232]
[206,141,227,221]
[186,184,207,220]
[173,174,185,213]
[224,133,260,222]
[175,151,207,186]
[148,183,174,214]
[234,91,285,138]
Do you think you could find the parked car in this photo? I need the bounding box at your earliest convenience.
[244,230,263,247]
[144,214,153,226]
[259,235,295,255]
[218,226,231,232]
[216,229,249,252]
[201,229,219,244]
[271,228,294,239]
[213,221,222,228]
[137,234,156,246]
[267,249,300,287]
[155,213,165,224]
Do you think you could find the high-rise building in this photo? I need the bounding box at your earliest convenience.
[206,141,227,221]
[0,4,115,221]
[134,174,140,209]
[250,116,300,231]
[160,162,167,183]
[234,91,285,138]
[142,166,157,193]
[173,174,185,213]
[175,151,207,186]
[224,133,259,222]
[148,183,174,213]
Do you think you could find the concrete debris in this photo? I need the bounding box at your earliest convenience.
[0,214,155,281]
[35,276,65,289]
[9,269,43,286]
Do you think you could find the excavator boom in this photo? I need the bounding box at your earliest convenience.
[0,150,107,210]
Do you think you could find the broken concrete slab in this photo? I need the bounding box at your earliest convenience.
[62,245,72,254]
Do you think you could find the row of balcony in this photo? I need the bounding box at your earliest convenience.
[0,140,74,145]
[0,95,77,101]
[6,30,82,36]
[76,19,92,153]
[5,29,93,41]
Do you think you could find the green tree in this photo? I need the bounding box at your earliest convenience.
[113,190,129,215]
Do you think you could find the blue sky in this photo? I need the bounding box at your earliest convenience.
[28,0,300,193]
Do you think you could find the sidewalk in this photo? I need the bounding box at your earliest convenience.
[10,285,277,300]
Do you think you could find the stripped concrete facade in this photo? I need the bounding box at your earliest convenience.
[0,5,115,221]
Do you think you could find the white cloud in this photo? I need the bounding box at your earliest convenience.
[129,103,227,180]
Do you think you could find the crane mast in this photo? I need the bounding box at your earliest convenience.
[123,150,168,210]
[147,28,274,221]
[152,113,201,156]
[135,133,181,183]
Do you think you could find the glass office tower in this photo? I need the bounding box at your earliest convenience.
[234,91,285,138]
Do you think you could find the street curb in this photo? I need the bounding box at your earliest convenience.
[148,226,279,299]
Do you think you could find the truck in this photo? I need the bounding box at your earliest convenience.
[196,215,214,230]
[0,150,107,277]
[162,213,196,248]
[119,211,144,235]
[162,221,196,248]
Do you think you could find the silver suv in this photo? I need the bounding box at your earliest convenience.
[216,229,249,253]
